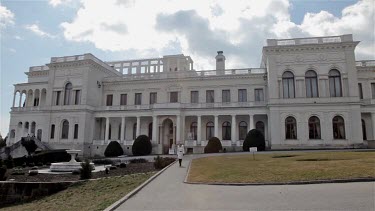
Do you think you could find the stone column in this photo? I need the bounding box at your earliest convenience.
[176,115,181,144]
[120,117,125,141]
[372,113,375,140]
[19,93,22,107]
[152,115,158,143]
[136,116,141,137]
[214,115,219,138]
[249,115,254,130]
[181,115,185,144]
[105,117,109,141]
[12,92,16,107]
[231,115,236,142]
[197,115,202,144]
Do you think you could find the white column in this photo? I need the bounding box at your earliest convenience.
[136,116,141,137]
[249,114,254,130]
[181,115,185,143]
[372,113,375,140]
[37,91,41,106]
[152,115,158,143]
[19,93,22,107]
[231,115,236,142]
[120,117,125,141]
[214,115,219,138]
[197,115,202,144]
[105,117,110,141]
[176,115,181,144]
[12,93,16,107]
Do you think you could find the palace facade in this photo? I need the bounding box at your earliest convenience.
[7,34,375,156]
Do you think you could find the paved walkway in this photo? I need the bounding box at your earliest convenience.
[115,153,375,210]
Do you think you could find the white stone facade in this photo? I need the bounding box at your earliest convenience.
[7,34,375,156]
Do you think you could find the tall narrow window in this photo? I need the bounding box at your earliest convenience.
[61,120,69,139]
[371,83,375,99]
[120,94,127,105]
[106,94,113,106]
[285,117,297,139]
[362,119,367,140]
[222,121,231,140]
[206,90,214,103]
[222,90,230,103]
[64,83,73,105]
[190,122,197,140]
[170,92,178,103]
[282,71,295,98]
[256,121,265,136]
[332,116,345,139]
[148,123,152,139]
[358,83,363,99]
[74,90,81,105]
[238,121,247,140]
[74,124,79,139]
[255,89,264,101]
[308,116,321,139]
[305,70,319,98]
[206,121,214,140]
[135,93,142,105]
[55,91,61,105]
[150,92,157,104]
[238,89,247,102]
[50,124,55,139]
[329,69,342,97]
[191,91,198,103]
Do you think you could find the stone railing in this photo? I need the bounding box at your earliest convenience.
[356,60,375,67]
[267,34,353,46]
[29,65,49,72]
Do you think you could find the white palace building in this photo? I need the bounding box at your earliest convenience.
[6,34,375,156]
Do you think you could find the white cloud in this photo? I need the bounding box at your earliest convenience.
[49,0,72,7]
[0,4,15,29]
[25,24,54,38]
[61,0,374,69]
[8,48,16,53]
[14,35,23,40]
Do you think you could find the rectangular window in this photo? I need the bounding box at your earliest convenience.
[358,83,363,99]
[50,124,55,139]
[222,90,230,103]
[255,89,264,102]
[206,90,214,103]
[191,91,198,103]
[372,83,375,99]
[238,89,247,102]
[135,93,142,105]
[74,90,81,105]
[55,91,61,105]
[106,94,113,106]
[170,92,178,103]
[120,94,127,105]
[74,124,78,139]
[150,92,157,104]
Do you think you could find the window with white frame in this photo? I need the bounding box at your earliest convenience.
[238,89,247,102]
[255,89,264,101]
[305,70,319,98]
[206,90,214,103]
[222,90,230,103]
[282,71,295,98]
[135,93,142,105]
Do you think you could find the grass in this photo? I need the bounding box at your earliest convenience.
[3,172,156,211]
[187,151,375,183]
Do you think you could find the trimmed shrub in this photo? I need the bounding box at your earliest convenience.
[5,156,14,169]
[11,168,25,175]
[119,163,127,168]
[154,156,176,169]
[72,169,80,175]
[104,141,124,157]
[28,170,38,176]
[21,138,38,156]
[109,166,117,170]
[243,129,266,151]
[80,159,93,180]
[132,135,152,156]
[129,158,148,163]
[204,137,222,153]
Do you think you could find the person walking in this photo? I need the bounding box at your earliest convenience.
[177,144,184,167]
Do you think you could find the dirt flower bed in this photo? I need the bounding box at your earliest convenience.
[7,162,155,182]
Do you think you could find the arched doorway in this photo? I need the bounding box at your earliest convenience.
[162,118,174,154]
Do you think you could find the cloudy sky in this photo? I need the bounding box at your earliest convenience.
[0,0,374,136]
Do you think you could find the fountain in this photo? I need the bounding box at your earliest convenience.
[49,149,95,172]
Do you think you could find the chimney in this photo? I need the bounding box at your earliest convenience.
[215,51,225,70]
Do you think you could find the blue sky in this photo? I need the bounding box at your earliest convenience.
[0,0,374,137]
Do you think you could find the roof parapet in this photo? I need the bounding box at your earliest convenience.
[266,34,353,46]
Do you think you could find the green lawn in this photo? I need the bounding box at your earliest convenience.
[3,172,155,211]
[187,151,375,183]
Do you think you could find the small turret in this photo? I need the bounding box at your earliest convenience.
[215,51,225,70]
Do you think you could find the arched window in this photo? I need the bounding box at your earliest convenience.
[133,123,137,140]
[305,70,319,98]
[64,82,73,105]
[362,119,367,140]
[148,123,153,139]
[238,121,247,140]
[285,117,297,139]
[222,121,231,140]
[329,70,342,97]
[332,116,345,139]
[282,71,295,98]
[61,120,69,139]
[190,122,197,140]
[256,121,265,136]
[206,121,214,140]
[308,116,321,139]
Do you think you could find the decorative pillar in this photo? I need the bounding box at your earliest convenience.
[231,115,236,142]
[152,115,158,143]
[120,117,125,141]
[105,117,109,141]
[249,115,254,130]
[136,116,141,137]
[12,92,16,107]
[214,115,219,138]
[372,113,375,140]
[19,93,22,107]
[197,115,202,144]
[176,115,181,144]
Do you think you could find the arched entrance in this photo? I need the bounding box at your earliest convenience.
[162,118,174,154]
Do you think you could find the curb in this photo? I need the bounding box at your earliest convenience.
[183,159,192,183]
[104,160,177,211]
